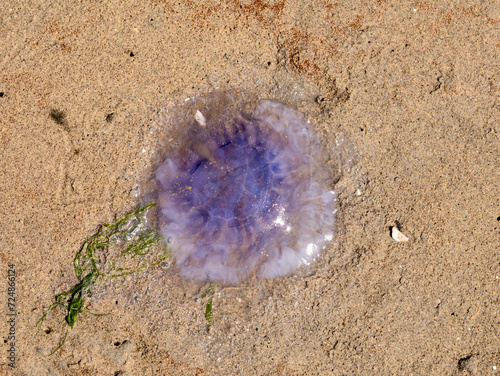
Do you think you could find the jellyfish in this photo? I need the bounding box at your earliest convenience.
[154,99,335,284]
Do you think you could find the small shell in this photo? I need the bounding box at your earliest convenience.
[391,227,409,242]
[194,110,206,127]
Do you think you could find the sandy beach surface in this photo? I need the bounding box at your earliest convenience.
[1,0,499,375]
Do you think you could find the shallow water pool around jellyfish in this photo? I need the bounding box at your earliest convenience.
[154,99,336,285]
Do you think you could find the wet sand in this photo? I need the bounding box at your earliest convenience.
[1,0,499,375]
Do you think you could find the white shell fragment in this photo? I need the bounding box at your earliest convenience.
[391,226,409,242]
[194,110,206,127]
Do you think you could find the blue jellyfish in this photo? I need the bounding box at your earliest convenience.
[155,100,335,284]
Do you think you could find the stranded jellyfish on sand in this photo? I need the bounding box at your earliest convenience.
[155,99,336,284]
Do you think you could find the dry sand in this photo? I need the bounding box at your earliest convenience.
[1,0,499,375]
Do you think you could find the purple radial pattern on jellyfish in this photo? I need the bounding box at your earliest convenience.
[155,101,335,284]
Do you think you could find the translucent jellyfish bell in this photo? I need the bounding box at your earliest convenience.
[155,99,336,284]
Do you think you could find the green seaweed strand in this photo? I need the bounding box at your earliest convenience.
[201,282,215,325]
[36,203,168,354]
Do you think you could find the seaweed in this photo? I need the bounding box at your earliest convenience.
[36,203,168,354]
[201,282,215,325]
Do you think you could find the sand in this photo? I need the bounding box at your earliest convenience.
[0,0,499,375]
